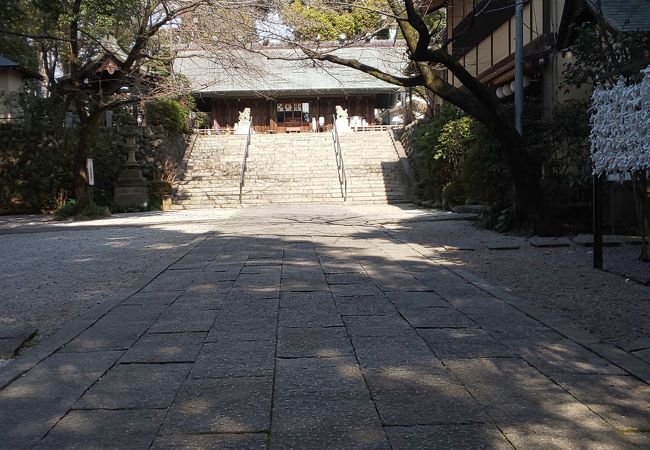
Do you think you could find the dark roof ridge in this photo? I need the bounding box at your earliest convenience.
[0,54,41,78]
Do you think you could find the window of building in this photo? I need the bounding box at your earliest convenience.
[277,102,309,123]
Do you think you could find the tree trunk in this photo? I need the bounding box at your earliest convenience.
[489,119,544,232]
[73,123,93,208]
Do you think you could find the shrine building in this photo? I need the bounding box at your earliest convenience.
[173,42,406,133]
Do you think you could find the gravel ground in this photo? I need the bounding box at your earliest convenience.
[395,217,650,351]
[0,210,234,342]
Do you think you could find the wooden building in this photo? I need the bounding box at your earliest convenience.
[0,55,40,122]
[432,0,650,115]
[174,43,405,132]
[429,0,571,116]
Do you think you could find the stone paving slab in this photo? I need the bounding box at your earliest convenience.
[167,259,211,271]
[1,205,648,448]
[162,377,273,434]
[171,293,225,310]
[149,307,218,333]
[385,424,514,450]
[207,316,277,343]
[275,356,369,395]
[218,298,279,319]
[119,291,180,306]
[330,283,385,297]
[75,363,191,409]
[152,433,268,450]
[142,269,198,292]
[278,296,342,328]
[398,305,475,328]
[271,399,389,449]
[186,278,234,296]
[445,358,615,429]
[501,423,638,450]
[191,340,275,378]
[529,236,572,248]
[59,318,151,353]
[325,272,373,285]
[36,409,166,449]
[364,367,489,425]
[574,234,624,247]
[342,315,416,337]
[272,356,387,448]
[486,241,523,250]
[508,339,627,375]
[418,328,515,359]
[0,351,121,448]
[550,373,650,431]
[277,326,353,358]
[351,335,446,372]
[95,303,168,322]
[333,294,398,316]
[385,290,449,308]
[620,337,650,353]
[120,332,206,363]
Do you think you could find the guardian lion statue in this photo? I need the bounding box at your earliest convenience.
[238,108,251,122]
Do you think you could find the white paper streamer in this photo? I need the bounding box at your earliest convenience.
[590,65,650,175]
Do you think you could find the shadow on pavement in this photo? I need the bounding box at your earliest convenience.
[0,208,648,449]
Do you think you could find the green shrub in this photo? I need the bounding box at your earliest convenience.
[146,98,191,133]
[150,180,172,209]
[410,103,464,201]
[150,180,172,198]
[0,122,74,213]
[54,199,110,220]
[409,104,512,208]
[442,180,466,209]
[461,122,512,207]
[0,124,125,213]
[435,116,473,181]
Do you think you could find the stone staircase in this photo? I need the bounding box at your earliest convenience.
[339,131,411,204]
[174,134,246,208]
[241,133,344,205]
[173,130,411,208]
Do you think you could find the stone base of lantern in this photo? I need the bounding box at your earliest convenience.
[114,183,149,208]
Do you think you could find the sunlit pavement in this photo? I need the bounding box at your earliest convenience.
[0,205,648,449]
[0,208,239,232]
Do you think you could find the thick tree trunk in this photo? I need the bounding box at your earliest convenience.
[73,124,91,208]
[487,116,545,232]
[71,103,103,208]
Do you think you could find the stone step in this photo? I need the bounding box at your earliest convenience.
[175,130,410,208]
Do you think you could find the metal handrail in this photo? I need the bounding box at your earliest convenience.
[332,114,348,202]
[239,118,253,204]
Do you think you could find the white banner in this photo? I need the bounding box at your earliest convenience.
[86,158,95,186]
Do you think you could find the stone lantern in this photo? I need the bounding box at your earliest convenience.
[113,129,149,208]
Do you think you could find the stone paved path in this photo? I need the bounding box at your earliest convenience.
[1,205,649,449]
